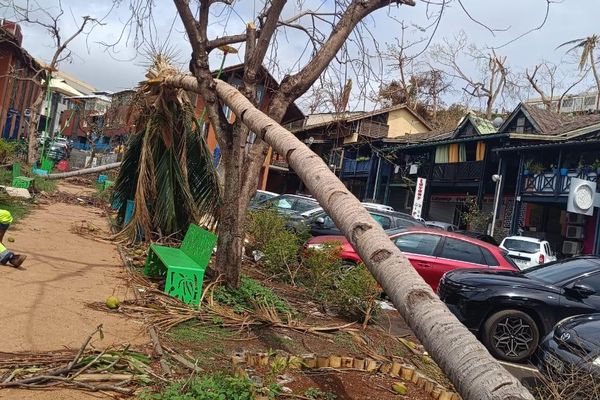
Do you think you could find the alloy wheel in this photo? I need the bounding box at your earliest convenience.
[492,316,534,359]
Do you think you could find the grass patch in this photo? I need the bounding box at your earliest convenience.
[169,321,229,344]
[213,275,293,315]
[140,373,278,400]
[0,194,31,224]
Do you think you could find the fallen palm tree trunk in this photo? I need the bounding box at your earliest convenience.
[46,162,121,180]
[159,74,534,400]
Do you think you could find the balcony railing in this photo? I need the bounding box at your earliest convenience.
[522,169,599,196]
[431,161,483,181]
[341,158,372,175]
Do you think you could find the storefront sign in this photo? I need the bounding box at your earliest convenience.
[412,177,427,219]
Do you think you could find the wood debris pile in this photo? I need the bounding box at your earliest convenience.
[0,325,152,395]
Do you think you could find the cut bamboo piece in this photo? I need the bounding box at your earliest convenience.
[432,387,443,399]
[390,362,402,377]
[246,353,258,366]
[301,354,317,369]
[424,379,435,393]
[450,394,461,400]
[329,355,342,368]
[316,355,330,368]
[438,392,454,400]
[257,352,269,366]
[411,371,421,384]
[353,357,365,370]
[401,365,414,380]
[73,373,133,382]
[364,358,380,372]
[379,362,392,374]
[341,356,354,369]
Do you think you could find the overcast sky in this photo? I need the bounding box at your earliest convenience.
[8,0,600,112]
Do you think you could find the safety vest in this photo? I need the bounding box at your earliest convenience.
[0,210,12,224]
[0,242,6,253]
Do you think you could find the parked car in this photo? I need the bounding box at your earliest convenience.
[360,202,395,212]
[249,190,278,207]
[437,256,600,362]
[456,230,499,246]
[47,144,68,162]
[499,236,556,270]
[425,221,458,232]
[306,227,518,291]
[292,208,423,237]
[537,313,600,379]
[252,194,318,215]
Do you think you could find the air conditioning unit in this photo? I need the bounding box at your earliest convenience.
[563,240,583,255]
[566,225,585,239]
[567,213,586,225]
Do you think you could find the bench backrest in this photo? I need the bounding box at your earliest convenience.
[180,224,217,267]
[12,163,20,178]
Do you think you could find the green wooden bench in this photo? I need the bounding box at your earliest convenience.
[11,163,34,189]
[144,224,217,305]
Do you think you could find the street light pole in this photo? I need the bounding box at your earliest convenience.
[490,173,502,237]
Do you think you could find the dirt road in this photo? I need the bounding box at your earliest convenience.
[0,183,149,399]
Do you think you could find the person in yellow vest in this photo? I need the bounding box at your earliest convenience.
[0,209,13,243]
[0,210,26,267]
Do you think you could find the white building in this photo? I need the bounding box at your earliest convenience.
[526,91,599,114]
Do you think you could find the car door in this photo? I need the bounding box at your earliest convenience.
[393,233,442,289]
[428,237,490,291]
[558,272,600,318]
[309,213,341,236]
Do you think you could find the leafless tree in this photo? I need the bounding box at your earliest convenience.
[431,31,516,119]
[0,0,107,164]
[524,60,588,112]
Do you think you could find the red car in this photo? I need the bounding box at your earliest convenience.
[306,227,518,292]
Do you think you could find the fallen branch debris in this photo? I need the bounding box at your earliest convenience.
[0,325,152,394]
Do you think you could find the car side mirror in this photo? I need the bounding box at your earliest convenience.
[569,283,596,298]
[315,217,325,225]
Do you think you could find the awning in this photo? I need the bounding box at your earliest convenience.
[46,78,84,97]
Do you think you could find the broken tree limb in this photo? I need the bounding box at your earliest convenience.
[46,162,121,180]
[160,74,534,400]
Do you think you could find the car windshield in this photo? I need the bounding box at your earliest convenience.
[524,258,600,285]
[503,239,539,254]
[294,198,318,212]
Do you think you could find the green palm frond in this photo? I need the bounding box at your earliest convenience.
[112,55,221,242]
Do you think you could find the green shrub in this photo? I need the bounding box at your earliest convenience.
[0,140,17,164]
[263,229,302,282]
[213,275,292,315]
[300,245,342,300]
[331,264,382,326]
[140,373,277,400]
[246,208,287,251]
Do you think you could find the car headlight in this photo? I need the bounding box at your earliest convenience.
[306,243,325,250]
[593,356,600,367]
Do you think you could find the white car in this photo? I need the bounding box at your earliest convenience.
[499,236,557,270]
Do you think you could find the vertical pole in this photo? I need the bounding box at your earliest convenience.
[490,156,503,237]
[511,152,525,235]
[554,148,563,197]
[372,155,382,200]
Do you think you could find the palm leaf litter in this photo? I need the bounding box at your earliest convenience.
[0,325,152,394]
[112,54,221,242]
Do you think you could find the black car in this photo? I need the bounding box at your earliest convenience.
[290,207,425,237]
[455,230,499,246]
[251,194,318,215]
[438,256,600,362]
[538,313,600,380]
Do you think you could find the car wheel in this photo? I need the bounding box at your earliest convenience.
[482,309,539,362]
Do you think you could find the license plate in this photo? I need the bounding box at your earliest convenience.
[543,352,563,373]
